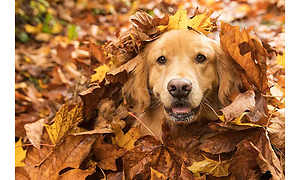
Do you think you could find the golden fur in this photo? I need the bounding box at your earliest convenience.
[123,29,242,139]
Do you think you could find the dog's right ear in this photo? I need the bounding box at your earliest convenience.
[122,53,151,113]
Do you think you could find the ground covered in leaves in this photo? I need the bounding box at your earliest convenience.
[15,0,285,179]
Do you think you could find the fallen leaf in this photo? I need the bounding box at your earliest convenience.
[198,131,249,154]
[187,155,230,177]
[24,118,45,149]
[93,137,126,171]
[112,124,141,150]
[220,21,269,93]
[45,102,86,145]
[57,169,93,180]
[229,129,284,179]
[267,115,285,149]
[150,167,166,180]
[15,138,27,167]
[218,90,255,122]
[106,54,138,84]
[90,62,111,83]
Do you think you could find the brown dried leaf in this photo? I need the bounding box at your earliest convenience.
[267,114,285,149]
[79,81,122,118]
[199,131,249,154]
[150,167,166,180]
[24,118,45,149]
[106,55,138,84]
[93,137,126,171]
[57,169,93,180]
[229,129,284,179]
[220,21,269,93]
[36,134,99,179]
[123,122,209,179]
[219,90,255,122]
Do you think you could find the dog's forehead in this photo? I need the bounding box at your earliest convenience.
[159,29,211,45]
[147,29,215,58]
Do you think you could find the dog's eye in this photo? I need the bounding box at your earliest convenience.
[196,54,207,63]
[157,56,167,65]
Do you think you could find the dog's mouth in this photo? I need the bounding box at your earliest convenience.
[164,102,200,122]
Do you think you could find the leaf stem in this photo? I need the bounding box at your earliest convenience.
[128,112,162,143]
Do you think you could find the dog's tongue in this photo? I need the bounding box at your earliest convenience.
[172,106,191,114]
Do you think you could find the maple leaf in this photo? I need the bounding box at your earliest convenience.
[45,102,86,145]
[112,124,141,150]
[21,134,99,180]
[187,155,230,177]
[158,9,214,35]
[15,138,27,167]
[90,62,111,83]
[122,122,212,179]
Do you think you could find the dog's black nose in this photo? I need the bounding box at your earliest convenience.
[167,78,192,99]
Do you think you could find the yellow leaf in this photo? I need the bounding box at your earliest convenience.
[187,10,213,35]
[158,10,188,31]
[276,52,285,67]
[187,155,230,177]
[90,62,112,83]
[112,125,141,150]
[45,103,86,145]
[230,112,263,128]
[157,9,214,35]
[24,23,43,34]
[15,138,27,167]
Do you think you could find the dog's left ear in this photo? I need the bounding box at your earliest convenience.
[122,53,151,113]
[213,42,243,106]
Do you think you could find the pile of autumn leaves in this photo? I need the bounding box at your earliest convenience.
[16,10,285,180]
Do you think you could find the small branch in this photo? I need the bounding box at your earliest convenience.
[128,112,162,143]
[15,143,55,148]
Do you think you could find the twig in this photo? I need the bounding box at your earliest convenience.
[128,112,162,143]
[15,143,55,148]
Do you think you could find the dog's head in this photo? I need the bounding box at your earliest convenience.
[123,29,242,123]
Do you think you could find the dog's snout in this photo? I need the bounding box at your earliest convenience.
[167,78,192,99]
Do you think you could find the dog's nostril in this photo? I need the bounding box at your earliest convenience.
[167,78,192,99]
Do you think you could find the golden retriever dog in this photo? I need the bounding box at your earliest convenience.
[123,29,243,139]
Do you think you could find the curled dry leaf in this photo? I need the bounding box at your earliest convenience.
[267,114,285,149]
[229,129,284,180]
[24,118,45,149]
[106,55,138,84]
[218,90,255,122]
[219,21,269,93]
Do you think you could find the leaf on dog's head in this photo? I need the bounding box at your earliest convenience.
[158,9,214,35]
